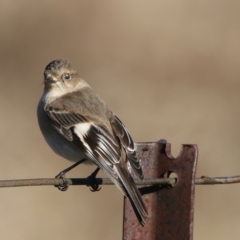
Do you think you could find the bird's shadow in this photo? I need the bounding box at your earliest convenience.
[139,184,172,196]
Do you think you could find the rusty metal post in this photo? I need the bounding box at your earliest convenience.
[123,141,198,240]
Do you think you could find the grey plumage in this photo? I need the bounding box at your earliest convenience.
[37,59,148,224]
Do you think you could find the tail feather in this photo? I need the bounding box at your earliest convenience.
[113,165,148,225]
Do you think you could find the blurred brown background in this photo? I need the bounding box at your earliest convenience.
[0,1,240,239]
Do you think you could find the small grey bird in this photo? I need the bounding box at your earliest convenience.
[37,59,147,225]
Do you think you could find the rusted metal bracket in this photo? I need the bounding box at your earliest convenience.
[123,141,198,240]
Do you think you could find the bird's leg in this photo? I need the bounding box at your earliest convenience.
[87,167,101,192]
[55,158,87,191]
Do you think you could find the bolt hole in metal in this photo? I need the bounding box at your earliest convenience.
[163,171,178,186]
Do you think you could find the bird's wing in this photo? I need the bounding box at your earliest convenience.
[110,115,144,179]
[45,104,121,163]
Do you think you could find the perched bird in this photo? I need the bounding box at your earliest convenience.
[37,59,148,224]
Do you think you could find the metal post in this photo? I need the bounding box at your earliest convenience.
[123,141,198,240]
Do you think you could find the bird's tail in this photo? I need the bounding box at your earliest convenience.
[113,164,148,225]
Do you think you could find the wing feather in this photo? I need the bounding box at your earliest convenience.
[110,115,144,179]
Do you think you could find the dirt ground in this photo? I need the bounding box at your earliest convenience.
[0,1,240,239]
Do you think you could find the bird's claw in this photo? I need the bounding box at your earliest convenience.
[87,176,101,192]
[55,172,69,191]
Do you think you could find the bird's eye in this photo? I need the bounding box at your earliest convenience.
[62,73,71,80]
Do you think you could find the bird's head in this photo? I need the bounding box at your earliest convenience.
[43,59,88,93]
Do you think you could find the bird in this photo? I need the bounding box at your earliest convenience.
[37,59,148,225]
